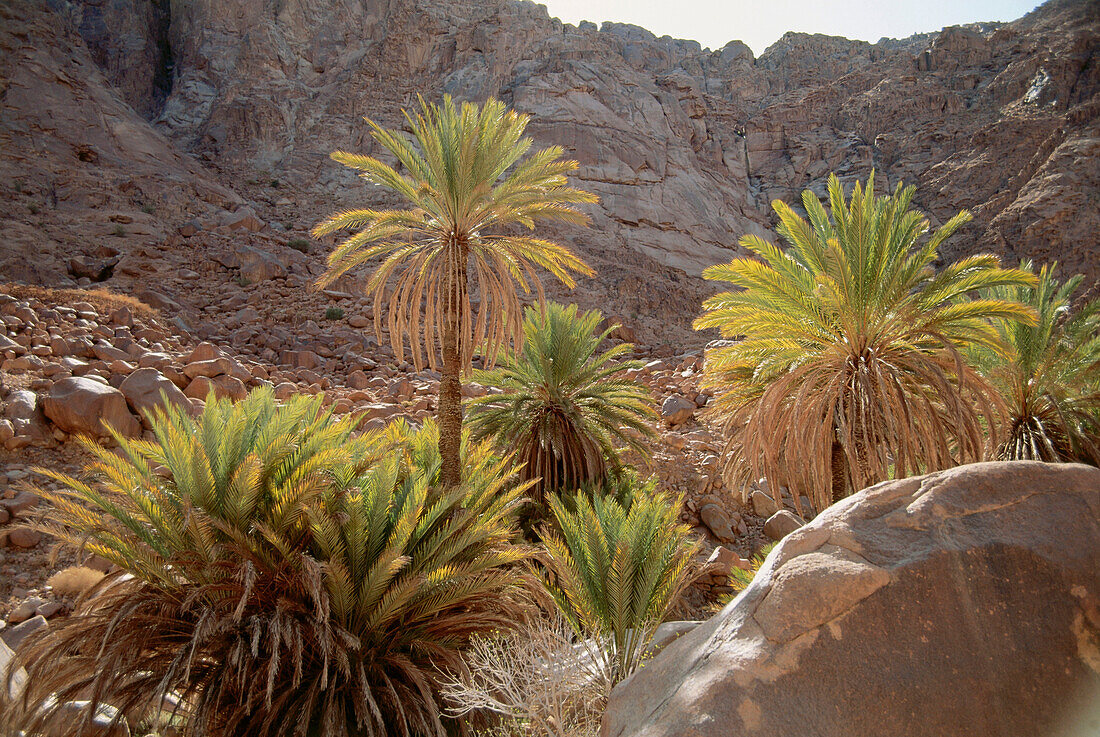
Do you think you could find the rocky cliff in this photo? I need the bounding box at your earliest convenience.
[1,0,1097,346]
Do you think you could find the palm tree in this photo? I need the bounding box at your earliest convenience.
[466,302,657,498]
[312,96,597,487]
[2,389,531,737]
[969,261,1100,464]
[694,173,1036,515]
[538,481,699,687]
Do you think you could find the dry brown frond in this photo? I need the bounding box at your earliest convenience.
[695,173,1037,515]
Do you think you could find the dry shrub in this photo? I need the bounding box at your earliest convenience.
[46,566,105,598]
[2,284,158,320]
[441,614,607,737]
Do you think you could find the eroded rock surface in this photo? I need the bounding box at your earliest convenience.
[602,461,1100,737]
[1,0,1097,347]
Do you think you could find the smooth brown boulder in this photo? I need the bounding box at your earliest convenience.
[660,394,695,425]
[762,509,804,540]
[118,368,191,423]
[41,377,140,438]
[602,462,1100,737]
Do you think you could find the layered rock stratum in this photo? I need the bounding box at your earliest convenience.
[1,0,1098,346]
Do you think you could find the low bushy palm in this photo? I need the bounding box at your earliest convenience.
[969,262,1100,464]
[466,302,656,498]
[1,389,529,737]
[695,173,1036,514]
[538,481,699,686]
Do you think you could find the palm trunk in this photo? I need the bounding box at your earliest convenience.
[438,237,468,488]
[829,435,848,505]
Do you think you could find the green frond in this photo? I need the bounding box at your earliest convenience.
[695,171,1039,513]
[3,388,531,737]
[313,95,596,373]
[466,301,656,502]
[538,481,700,685]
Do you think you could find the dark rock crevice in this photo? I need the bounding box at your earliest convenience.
[50,0,175,120]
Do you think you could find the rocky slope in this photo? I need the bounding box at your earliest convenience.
[1,0,1098,348]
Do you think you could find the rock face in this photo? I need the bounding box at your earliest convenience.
[602,461,1100,737]
[0,0,1097,347]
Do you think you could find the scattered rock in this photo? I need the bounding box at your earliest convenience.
[219,206,266,233]
[0,614,47,650]
[0,637,27,699]
[699,503,737,543]
[118,367,191,422]
[763,509,804,540]
[661,394,695,425]
[182,357,231,379]
[7,528,43,549]
[43,700,131,737]
[751,489,779,518]
[8,597,45,624]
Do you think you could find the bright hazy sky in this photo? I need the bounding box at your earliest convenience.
[539,0,1043,55]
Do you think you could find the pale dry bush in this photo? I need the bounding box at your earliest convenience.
[46,566,105,597]
[442,614,611,737]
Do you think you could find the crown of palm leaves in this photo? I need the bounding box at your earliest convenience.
[313,95,598,373]
[466,302,657,497]
[2,390,532,737]
[695,172,1037,513]
[969,261,1100,463]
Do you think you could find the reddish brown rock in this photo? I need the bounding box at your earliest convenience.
[41,377,140,438]
[118,367,191,422]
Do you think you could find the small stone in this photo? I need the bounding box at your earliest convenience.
[0,492,39,517]
[0,638,27,700]
[185,342,223,364]
[661,394,695,425]
[0,614,47,650]
[751,489,779,518]
[700,503,738,543]
[183,357,231,379]
[347,370,371,390]
[35,601,64,619]
[9,597,45,624]
[7,527,42,548]
[50,700,131,737]
[763,509,804,541]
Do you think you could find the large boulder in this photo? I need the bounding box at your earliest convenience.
[602,462,1100,737]
[41,377,140,438]
[118,368,191,423]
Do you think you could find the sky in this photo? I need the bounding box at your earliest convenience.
[538,0,1043,55]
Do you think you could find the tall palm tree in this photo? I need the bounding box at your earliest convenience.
[313,96,597,486]
[466,302,656,498]
[694,173,1036,515]
[969,261,1100,464]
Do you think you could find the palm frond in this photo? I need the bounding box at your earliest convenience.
[696,172,1038,514]
[1,391,531,737]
